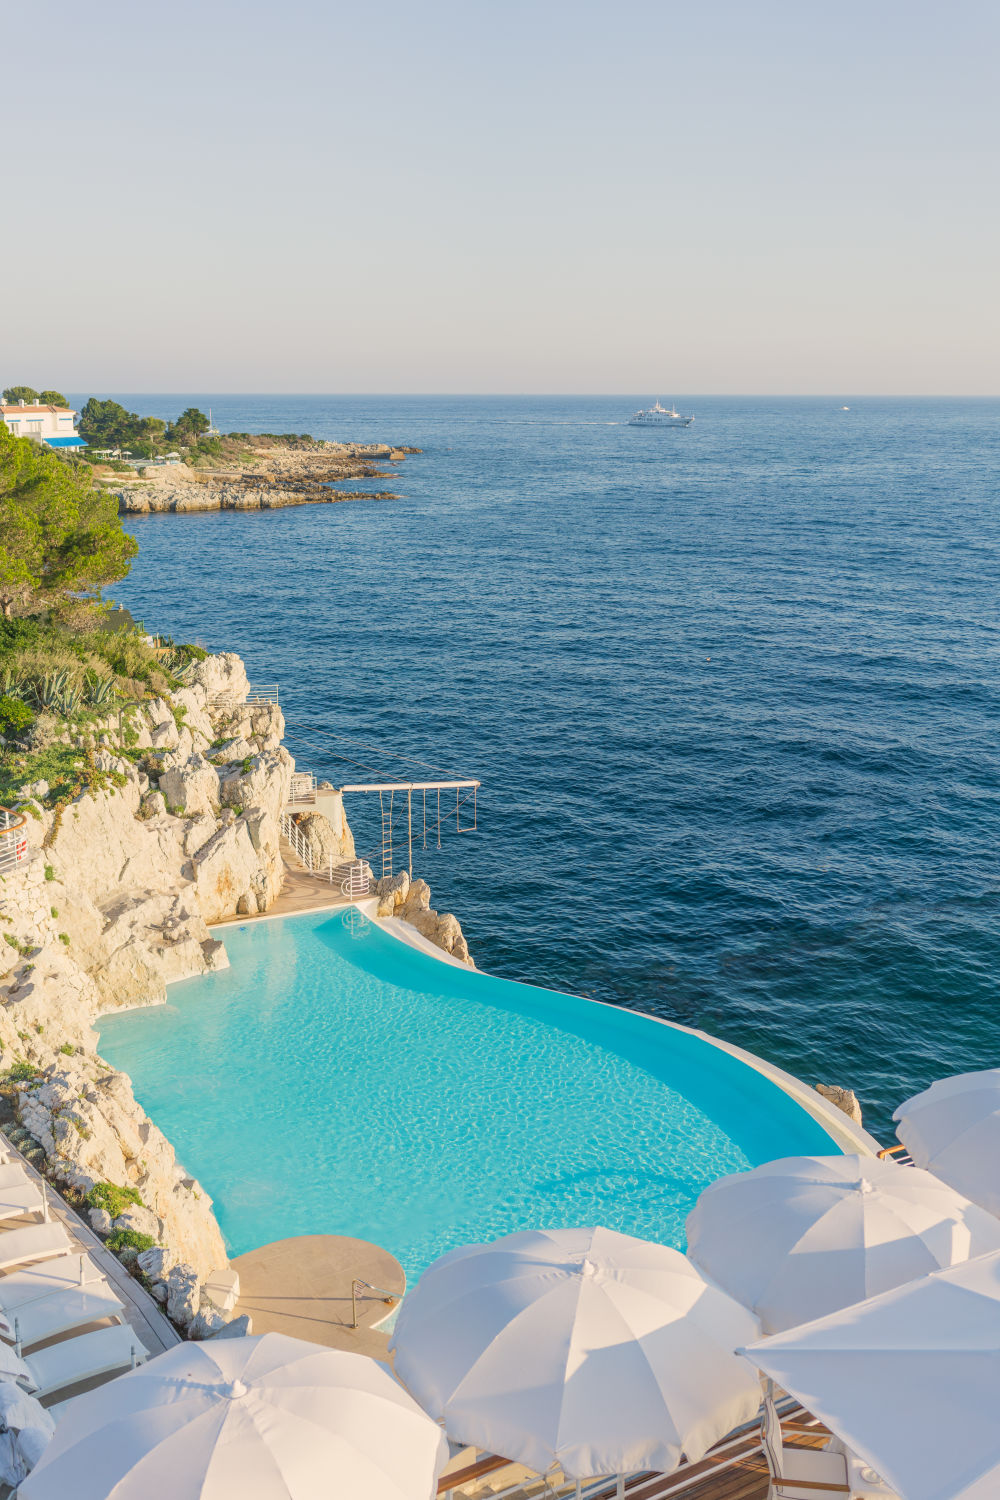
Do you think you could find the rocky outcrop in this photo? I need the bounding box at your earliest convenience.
[0,648,305,1335]
[14,1059,227,1280]
[375,871,474,966]
[113,443,412,516]
[118,486,399,513]
[815,1083,863,1126]
[290,807,356,869]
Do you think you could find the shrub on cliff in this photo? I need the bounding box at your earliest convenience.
[0,694,32,739]
[86,1181,143,1219]
[0,422,138,618]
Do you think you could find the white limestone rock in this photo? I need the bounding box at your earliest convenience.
[184,653,250,711]
[88,1207,113,1235]
[208,737,255,766]
[165,1263,200,1326]
[218,750,292,824]
[193,818,274,921]
[159,753,221,818]
[401,878,431,913]
[815,1083,863,1125]
[137,1245,180,1281]
[212,1313,253,1339]
[188,1303,227,1340]
[112,1205,164,1242]
[293,810,356,872]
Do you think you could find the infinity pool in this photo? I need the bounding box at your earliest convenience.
[98,910,840,1280]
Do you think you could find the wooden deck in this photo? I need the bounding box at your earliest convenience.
[436,1408,832,1500]
[0,1130,179,1416]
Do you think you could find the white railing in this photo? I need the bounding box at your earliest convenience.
[280,812,315,872]
[279,813,374,898]
[341,861,373,899]
[208,683,280,712]
[0,809,29,875]
[287,771,317,805]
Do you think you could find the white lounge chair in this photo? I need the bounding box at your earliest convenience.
[3,1323,150,1400]
[0,1254,94,1330]
[0,1223,72,1275]
[0,1183,46,1224]
[762,1396,850,1497]
[4,1282,125,1353]
[0,1164,30,1189]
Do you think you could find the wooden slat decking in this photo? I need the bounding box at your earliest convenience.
[0,1131,180,1364]
[437,1410,832,1500]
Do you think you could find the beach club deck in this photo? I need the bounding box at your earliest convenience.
[436,1405,835,1500]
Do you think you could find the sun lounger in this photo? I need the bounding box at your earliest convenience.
[0,1183,46,1224]
[0,1164,30,1189]
[15,1323,149,1399]
[0,1223,72,1274]
[0,1255,94,1328]
[4,1282,125,1353]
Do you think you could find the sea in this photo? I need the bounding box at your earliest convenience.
[80,394,1000,1145]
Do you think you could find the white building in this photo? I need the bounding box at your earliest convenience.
[1,400,87,451]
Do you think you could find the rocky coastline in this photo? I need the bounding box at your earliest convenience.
[0,648,470,1339]
[113,440,419,515]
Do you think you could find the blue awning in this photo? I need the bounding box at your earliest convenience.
[44,435,87,448]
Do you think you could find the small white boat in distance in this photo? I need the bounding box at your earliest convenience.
[627,399,694,428]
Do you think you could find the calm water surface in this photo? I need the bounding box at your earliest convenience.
[91,394,1000,1142]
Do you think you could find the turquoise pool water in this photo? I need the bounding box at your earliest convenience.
[98,911,840,1281]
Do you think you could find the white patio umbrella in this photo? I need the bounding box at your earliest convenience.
[894,1069,1000,1218]
[19,1332,449,1500]
[389,1225,763,1481]
[744,1247,1000,1500]
[685,1153,1000,1332]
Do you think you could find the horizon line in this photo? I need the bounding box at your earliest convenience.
[60,390,1000,400]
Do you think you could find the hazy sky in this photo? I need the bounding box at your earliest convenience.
[4,1,998,393]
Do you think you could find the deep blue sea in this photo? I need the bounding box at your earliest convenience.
[84,394,1000,1144]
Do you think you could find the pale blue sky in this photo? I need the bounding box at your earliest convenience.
[4,1,998,392]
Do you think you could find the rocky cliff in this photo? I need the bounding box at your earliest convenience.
[0,652,296,1333]
[0,646,474,1337]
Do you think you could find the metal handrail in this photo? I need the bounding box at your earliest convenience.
[279,815,373,897]
[0,807,29,875]
[350,1278,399,1329]
[287,771,317,804]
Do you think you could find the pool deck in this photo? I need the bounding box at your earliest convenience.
[213,848,357,923]
[0,1132,179,1420]
[437,1406,834,1499]
[230,1233,405,1360]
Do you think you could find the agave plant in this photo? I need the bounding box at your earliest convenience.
[32,669,75,710]
[85,673,121,709]
[54,683,84,717]
[0,669,28,701]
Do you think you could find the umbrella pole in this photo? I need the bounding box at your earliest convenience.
[616,1477,625,1499]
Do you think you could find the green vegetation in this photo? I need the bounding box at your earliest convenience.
[5,1060,38,1082]
[0,422,137,619]
[58,1042,75,1056]
[0,615,203,810]
[86,1181,143,1219]
[77,399,168,458]
[76,398,317,468]
[0,695,32,737]
[3,386,69,406]
[79,400,213,459]
[106,1228,155,1254]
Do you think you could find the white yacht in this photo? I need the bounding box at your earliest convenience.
[627,399,693,428]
